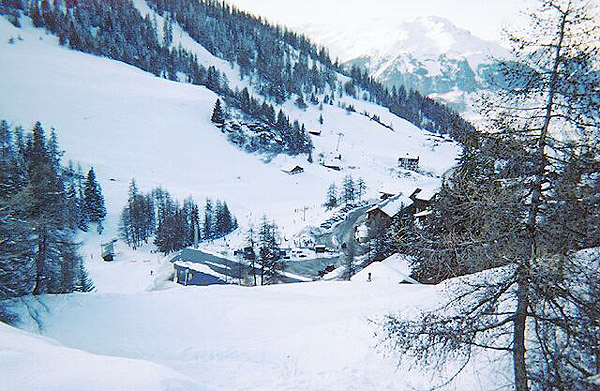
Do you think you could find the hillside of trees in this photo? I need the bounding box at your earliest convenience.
[147,0,474,139]
[3,0,473,148]
[0,120,99,313]
[119,181,238,254]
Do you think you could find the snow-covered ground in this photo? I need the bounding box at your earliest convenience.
[3,257,509,391]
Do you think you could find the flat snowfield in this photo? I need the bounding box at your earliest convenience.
[6,278,497,391]
[3,256,509,391]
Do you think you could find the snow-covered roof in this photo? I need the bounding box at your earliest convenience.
[351,253,419,284]
[378,183,400,195]
[322,159,342,168]
[399,153,419,160]
[174,261,224,279]
[415,189,436,202]
[414,210,432,218]
[281,165,304,173]
[368,193,413,218]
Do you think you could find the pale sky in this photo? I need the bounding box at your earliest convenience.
[226,0,527,42]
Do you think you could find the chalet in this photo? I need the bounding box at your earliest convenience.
[322,158,342,171]
[308,129,322,136]
[101,239,117,262]
[398,153,419,171]
[413,188,436,213]
[281,165,304,175]
[354,224,369,243]
[173,261,227,286]
[366,193,415,228]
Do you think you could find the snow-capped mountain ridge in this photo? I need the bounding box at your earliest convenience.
[298,16,510,114]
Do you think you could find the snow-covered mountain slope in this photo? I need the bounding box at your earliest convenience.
[4,271,508,391]
[298,16,510,116]
[0,15,459,251]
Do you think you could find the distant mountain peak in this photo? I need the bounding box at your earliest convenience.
[296,16,511,116]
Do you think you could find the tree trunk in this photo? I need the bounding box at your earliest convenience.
[32,227,46,295]
[514,265,530,391]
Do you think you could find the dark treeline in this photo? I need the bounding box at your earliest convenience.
[119,180,237,254]
[0,120,97,307]
[344,65,474,138]
[147,0,338,103]
[214,96,314,155]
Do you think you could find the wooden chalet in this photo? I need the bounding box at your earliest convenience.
[412,188,436,213]
[322,158,342,171]
[366,193,415,228]
[398,153,419,171]
[281,165,304,175]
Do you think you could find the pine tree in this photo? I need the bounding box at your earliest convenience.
[355,178,366,201]
[0,121,92,299]
[120,179,152,248]
[203,198,213,240]
[258,216,281,285]
[162,13,173,47]
[76,171,89,232]
[325,183,337,210]
[83,167,106,223]
[211,98,225,126]
[64,182,79,230]
[342,175,355,205]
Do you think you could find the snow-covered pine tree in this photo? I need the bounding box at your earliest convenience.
[0,121,92,301]
[203,198,213,240]
[258,216,281,285]
[355,178,366,201]
[325,183,338,210]
[342,175,355,205]
[83,167,106,224]
[211,98,226,126]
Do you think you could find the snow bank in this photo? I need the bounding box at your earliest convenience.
[0,322,198,391]
[352,253,419,284]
